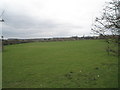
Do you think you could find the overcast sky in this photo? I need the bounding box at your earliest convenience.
[0,0,111,39]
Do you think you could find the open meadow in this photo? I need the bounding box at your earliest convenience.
[2,40,118,88]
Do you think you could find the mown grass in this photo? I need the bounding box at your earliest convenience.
[2,40,118,88]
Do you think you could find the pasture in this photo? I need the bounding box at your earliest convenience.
[2,40,118,88]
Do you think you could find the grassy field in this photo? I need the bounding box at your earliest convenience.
[2,40,118,88]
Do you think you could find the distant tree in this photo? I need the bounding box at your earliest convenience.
[92,0,120,56]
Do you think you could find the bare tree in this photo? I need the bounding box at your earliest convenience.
[92,0,120,56]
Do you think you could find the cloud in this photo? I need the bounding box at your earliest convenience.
[2,13,83,38]
[0,0,110,38]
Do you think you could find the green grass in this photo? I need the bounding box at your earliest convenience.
[0,52,2,89]
[3,40,118,88]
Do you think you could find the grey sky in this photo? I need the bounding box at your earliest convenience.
[0,0,110,38]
